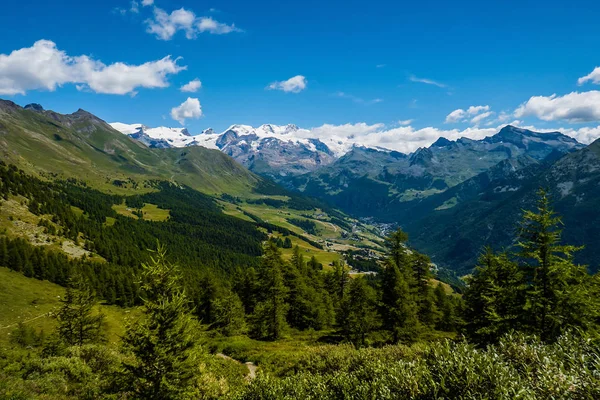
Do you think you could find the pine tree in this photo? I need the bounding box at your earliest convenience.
[251,241,289,340]
[339,277,378,347]
[380,229,420,342]
[464,248,524,343]
[411,253,437,327]
[518,189,596,340]
[56,273,105,347]
[234,266,259,315]
[308,255,322,272]
[211,290,246,336]
[121,244,199,399]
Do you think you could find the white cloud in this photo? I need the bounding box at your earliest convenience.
[0,40,185,95]
[334,91,382,105]
[171,97,202,125]
[578,67,600,85]
[445,105,491,123]
[376,64,386,68]
[145,7,240,40]
[197,17,241,34]
[304,121,600,154]
[445,109,466,123]
[180,78,202,92]
[130,0,140,13]
[146,7,197,40]
[398,119,413,126]
[142,0,153,6]
[267,75,307,93]
[514,91,600,123]
[471,111,494,125]
[409,75,447,88]
[306,123,497,153]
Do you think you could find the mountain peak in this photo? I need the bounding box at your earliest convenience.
[24,103,44,112]
[431,136,453,148]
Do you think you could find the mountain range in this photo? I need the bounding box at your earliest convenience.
[110,122,339,179]
[111,119,600,273]
[4,99,600,275]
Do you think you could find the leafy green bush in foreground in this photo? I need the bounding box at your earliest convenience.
[237,333,600,400]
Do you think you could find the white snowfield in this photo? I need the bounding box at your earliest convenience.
[109,122,376,158]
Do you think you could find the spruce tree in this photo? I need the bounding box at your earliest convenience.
[56,273,105,347]
[212,290,246,336]
[411,253,437,327]
[464,248,524,343]
[339,277,378,347]
[121,244,199,399]
[380,229,420,342]
[251,241,289,340]
[517,189,596,340]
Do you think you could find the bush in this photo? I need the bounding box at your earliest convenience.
[236,333,600,399]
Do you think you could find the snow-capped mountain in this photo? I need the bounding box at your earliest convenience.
[109,122,220,149]
[110,123,337,178]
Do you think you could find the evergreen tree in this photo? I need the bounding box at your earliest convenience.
[464,248,524,343]
[411,253,437,327]
[211,290,246,336]
[380,229,420,342]
[121,244,199,399]
[326,260,349,303]
[339,277,378,347]
[251,241,289,340]
[517,189,597,340]
[233,266,259,315]
[196,272,223,325]
[56,273,105,347]
[308,255,322,272]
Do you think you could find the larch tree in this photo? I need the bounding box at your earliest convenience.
[120,244,199,400]
[56,273,105,347]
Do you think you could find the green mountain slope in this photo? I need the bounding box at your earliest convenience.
[0,100,259,195]
[403,139,600,274]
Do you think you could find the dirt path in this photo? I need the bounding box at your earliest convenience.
[216,353,257,381]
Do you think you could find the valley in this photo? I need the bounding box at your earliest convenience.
[1,100,600,399]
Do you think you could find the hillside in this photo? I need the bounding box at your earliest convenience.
[287,126,583,218]
[0,100,259,195]
[402,139,600,274]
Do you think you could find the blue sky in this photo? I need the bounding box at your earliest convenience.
[1,0,600,150]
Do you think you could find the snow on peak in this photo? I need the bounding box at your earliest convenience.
[110,122,361,157]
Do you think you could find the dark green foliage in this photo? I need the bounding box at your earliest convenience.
[465,190,600,343]
[282,237,292,249]
[250,242,289,340]
[56,274,105,347]
[287,218,318,235]
[379,230,420,342]
[517,189,596,340]
[338,277,378,347]
[0,163,268,311]
[211,290,247,336]
[284,246,334,331]
[120,244,199,399]
[464,248,525,343]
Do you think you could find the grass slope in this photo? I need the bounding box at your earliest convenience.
[0,101,259,196]
[0,267,129,344]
